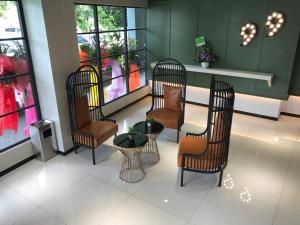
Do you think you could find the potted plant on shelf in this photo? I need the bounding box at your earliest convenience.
[128,127,137,140]
[198,45,216,68]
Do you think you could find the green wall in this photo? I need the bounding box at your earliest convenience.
[147,0,300,99]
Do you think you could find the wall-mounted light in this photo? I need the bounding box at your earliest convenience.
[265,12,285,37]
[240,23,257,46]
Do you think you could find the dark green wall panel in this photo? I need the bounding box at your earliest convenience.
[224,0,268,91]
[148,0,300,99]
[170,1,198,64]
[146,1,171,78]
[257,0,300,98]
[197,0,231,68]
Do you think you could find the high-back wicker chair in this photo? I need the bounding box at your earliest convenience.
[66,65,118,165]
[178,77,235,187]
[147,58,187,143]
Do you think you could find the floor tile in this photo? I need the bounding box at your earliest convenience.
[190,191,276,225]
[0,159,42,181]
[2,97,300,225]
[287,146,300,179]
[273,209,300,225]
[14,208,65,225]
[61,144,117,175]
[2,157,86,205]
[134,167,215,220]
[0,182,37,225]
[43,176,129,225]
[223,135,293,206]
[100,196,186,225]
[278,161,300,214]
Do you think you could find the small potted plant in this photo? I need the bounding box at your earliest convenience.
[198,45,216,68]
[128,127,137,140]
[146,116,154,132]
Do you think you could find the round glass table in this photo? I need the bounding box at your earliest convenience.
[133,121,164,165]
[113,133,148,183]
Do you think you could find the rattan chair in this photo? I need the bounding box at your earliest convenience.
[147,58,187,143]
[66,65,118,165]
[178,77,235,187]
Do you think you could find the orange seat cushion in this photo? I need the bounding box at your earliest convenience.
[177,137,207,167]
[148,108,182,129]
[163,84,182,112]
[74,121,118,147]
[177,136,225,170]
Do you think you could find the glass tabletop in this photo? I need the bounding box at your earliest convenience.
[133,121,164,135]
[113,133,148,148]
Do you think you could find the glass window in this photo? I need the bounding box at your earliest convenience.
[98,6,125,31]
[75,4,147,104]
[75,5,95,33]
[0,1,39,152]
[127,8,146,30]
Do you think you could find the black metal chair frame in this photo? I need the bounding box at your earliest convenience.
[180,77,235,187]
[147,58,187,143]
[66,65,117,165]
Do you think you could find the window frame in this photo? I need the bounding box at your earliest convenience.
[75,3,148,105]
[0,0,41,153]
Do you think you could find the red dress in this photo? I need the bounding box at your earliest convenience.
[0,55,19,136]
[0,83,18,136]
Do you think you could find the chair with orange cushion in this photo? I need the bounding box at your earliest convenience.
[147,58,187,143]
[66,65,118,165]
[178,77,235,187]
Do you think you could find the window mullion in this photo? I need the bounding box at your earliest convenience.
[93,5,105,105]
[124,7,129,94]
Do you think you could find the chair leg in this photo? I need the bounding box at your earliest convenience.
[74,146,78,154]
[218,170,223,187]
[92,148,96,165]
[180,167,184,187]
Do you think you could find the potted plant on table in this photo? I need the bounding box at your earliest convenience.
[146,116,154,130]
[198,45,216,68]
[128,127,137,140]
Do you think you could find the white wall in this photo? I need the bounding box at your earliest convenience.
[186,86,282,118]
[281,95,300,115]
[0,141,33,173]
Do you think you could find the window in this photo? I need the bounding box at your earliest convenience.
[0,0,39,152]
[75,4,147,104]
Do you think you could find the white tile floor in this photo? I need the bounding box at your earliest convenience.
[1,97,300,225]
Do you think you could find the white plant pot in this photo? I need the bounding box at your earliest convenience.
[128,134,134,140]
[201,62,210,68]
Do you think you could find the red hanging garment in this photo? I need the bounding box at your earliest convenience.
[0,55,15,76]
[0,55,19,136]
[129,64,141,92]
[0,83,19,136]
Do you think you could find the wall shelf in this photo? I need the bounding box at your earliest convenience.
[150,62,274,87]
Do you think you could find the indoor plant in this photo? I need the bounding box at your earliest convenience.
[198,46,216,68]
[128,126,137,140]
[146,116,154,131]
